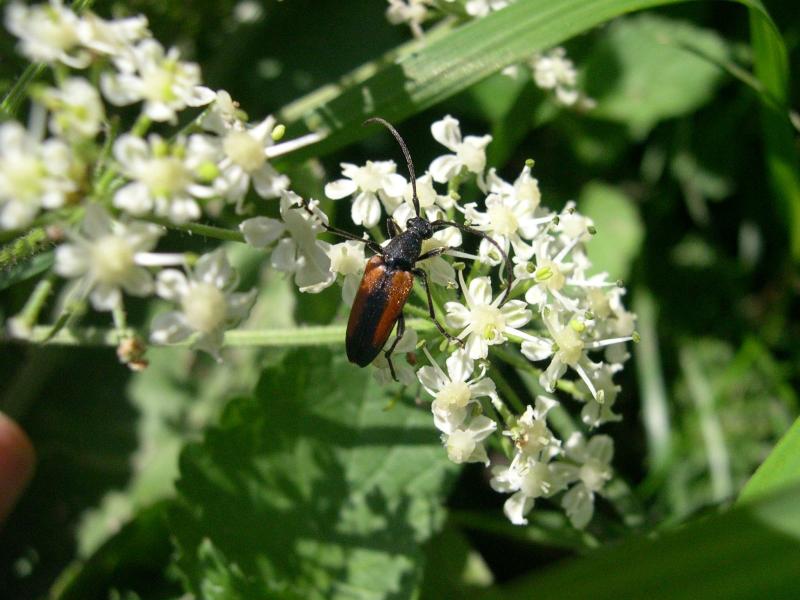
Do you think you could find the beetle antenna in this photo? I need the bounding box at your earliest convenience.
[364,117,420,217]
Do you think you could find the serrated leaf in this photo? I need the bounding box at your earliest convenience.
[170,349,456,600]
[584,14,731,137]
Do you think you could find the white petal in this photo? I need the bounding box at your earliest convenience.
[444,302,470,330]
[431,115,462,151]
[445,350,473,384]
[521,337,553,362]
[90,283,122,311]
[150,311,194,344]
[586,435,614,465]
[466,276,493,307]
[562,483,594,529]
[382,172,407,198]
[240,216,284,248]
[270,238,297,273]
[429,154,461,184]
[120,266,154,296]
[114,182,153,215]
[465,333,488,360]
[54,244,88,278]
[351,191,381,228]
[195,249,235,289]
[187,85,216,107]
[324,178,358,200]
[504,491,534,526]
[501,300,531,328]
[417,365,448,397]
[156,269,189,301]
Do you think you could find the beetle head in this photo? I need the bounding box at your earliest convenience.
[407,217,433,240]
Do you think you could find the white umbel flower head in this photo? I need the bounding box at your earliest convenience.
[465,0,510,18]
[503,395,561,460]
[240,191,336,293]
[54,205,164,311]
[5,0,89,68]
[531,47,584,107]
[556,432,614,528]
[418,349,497,434]
[150,249,256,359]
[429,115,492,183]
[326,239,366,305]
[40,77,105,139]
[195,116,289,210]
[0,121,77,230]
[490,453,566,525]
[101,39,214,122]
[324,160,406,228]
[113,134,213,223]
[444,415,496,465]
[445,270,531,359]
[386,0,429,38]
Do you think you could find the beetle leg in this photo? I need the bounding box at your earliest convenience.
[292,196,384,255]
[383,312,405,382]
[430,220,514,306]
[412,267,464,348]
[416,246,450,262]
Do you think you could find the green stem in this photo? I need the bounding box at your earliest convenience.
[0,63,46,119]
[0,227,53,270]
[489,364,526,414]
[5,319,437,348]
[11,277,54,331]
[142,216,246,243]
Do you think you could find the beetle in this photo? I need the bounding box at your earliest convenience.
[297,117,513,380]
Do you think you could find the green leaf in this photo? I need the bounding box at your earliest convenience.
[277,0,785,161]
[51,502,176,600]
[579,181,644,280]
[740,418,800,503]
[170,349,457,599]
[584,14,730,137]
[479,483,800,599]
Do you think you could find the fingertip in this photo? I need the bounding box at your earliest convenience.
[0,412,35,523]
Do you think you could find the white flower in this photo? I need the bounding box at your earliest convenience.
[429,115,492,183]
[503,395,561,460]
[514,235,578,312]
[241,191,335,293]
[54,205,164,311]
[575,363,623,428]
[5,0,89,68]
[200,89,245,134]
[101,39,214,122]
[150,249,256,359]
[76,12,149,58]
[40,77,105,139]
[445,270,531,359]
[465,0,510,18]
[392,172,455,225]
[464,188,547,264]
[373,328,419,386]
[324,160,406,228]
[326,239,366,305]
[418,349,496,434]
[444,415,496,465]
[0,121,77,230]
[556,433,614,529]
[530,47,589,107]
[193,116,289,210]
[386,0,429,38]
[490,452,566,525]
[113,134,214,223]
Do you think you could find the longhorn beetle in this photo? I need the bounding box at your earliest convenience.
[297,117,513,380]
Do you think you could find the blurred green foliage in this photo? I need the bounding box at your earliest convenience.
[1,0,799,598]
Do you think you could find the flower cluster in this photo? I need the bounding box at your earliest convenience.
[3,1,635,530]
[384,0,594,108]
[298,114,637,529]
[0,0,323,359]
